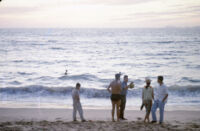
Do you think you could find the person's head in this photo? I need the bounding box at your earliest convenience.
[115,73,121,81]
[124,75,128,82]
[76,82,81,90]
[157,76,164,84]
[145,78,151,87]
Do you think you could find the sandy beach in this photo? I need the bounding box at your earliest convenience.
[0,108,200,131]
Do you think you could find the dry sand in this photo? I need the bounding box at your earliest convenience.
[0,108,200,131]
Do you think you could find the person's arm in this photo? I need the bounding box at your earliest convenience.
[142,88,144,100]
[162,94,168,103]
[125,85,129,90]
[119,84,122,92]
[140,88,144,110]
[125,82,133,90]
[74,91,80,101]
[77,92,80,101]
[152,88,154,100]
[107,83,111,93]
[162,87,168,102]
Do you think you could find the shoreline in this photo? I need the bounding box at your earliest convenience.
[1,102,200,111]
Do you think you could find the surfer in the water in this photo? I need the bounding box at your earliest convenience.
[107,73,122,122]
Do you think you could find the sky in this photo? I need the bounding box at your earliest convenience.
[0,0,200,28]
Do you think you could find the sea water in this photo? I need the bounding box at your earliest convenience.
[0,28,200,110]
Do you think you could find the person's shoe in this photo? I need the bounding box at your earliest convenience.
[73,119,77,122]
[122,118,127,120]
[151,121,157,123]
[81,119,86,122]
[159,122,163,124]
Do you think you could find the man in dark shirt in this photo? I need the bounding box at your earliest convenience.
[120,75,133,120]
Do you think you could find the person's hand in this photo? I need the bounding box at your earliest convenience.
[129,82,134,89]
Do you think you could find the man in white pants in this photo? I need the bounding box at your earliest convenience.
[72,83,86,122]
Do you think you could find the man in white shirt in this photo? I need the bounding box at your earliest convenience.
[72,83,86,122]
[151,76,168,124]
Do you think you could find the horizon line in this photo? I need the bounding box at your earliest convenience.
[0,26,200,29]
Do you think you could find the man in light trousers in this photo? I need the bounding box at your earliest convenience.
[72,83,86,122]
[151,76,168,124]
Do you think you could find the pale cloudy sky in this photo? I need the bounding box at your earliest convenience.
[0,0,200,28]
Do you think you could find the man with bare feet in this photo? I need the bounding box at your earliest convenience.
[107,73,122,122]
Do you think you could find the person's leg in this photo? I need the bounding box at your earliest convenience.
[73,102,77,121]
[120,96,125,119]
[123,97,126,118]
[151,100,158,122]
[159,101,165,123]
[145,111,150,123]
[144,101,151,123]
[144,101,147,122]
[77,101,85,121]
[116,100,121,121]
[144,111,147,122]
[146,108,151,123]
[112,101,115,122]
[147,100,152,123]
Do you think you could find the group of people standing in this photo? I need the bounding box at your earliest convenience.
[71,73,168,124]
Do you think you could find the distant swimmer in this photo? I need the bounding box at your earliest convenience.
[65,70,68,75]
[65,65,68,75]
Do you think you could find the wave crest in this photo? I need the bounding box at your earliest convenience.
[0,85,200,98]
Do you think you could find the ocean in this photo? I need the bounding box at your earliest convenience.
[0,28,200,110]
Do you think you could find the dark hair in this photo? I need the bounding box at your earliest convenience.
[124,75,128,79]
[115,73,121,80]
[76,83,81,87]
[158,76,164,82]
[145,82,151,88]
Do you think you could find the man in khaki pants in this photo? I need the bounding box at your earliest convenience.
[72,83,86,122]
